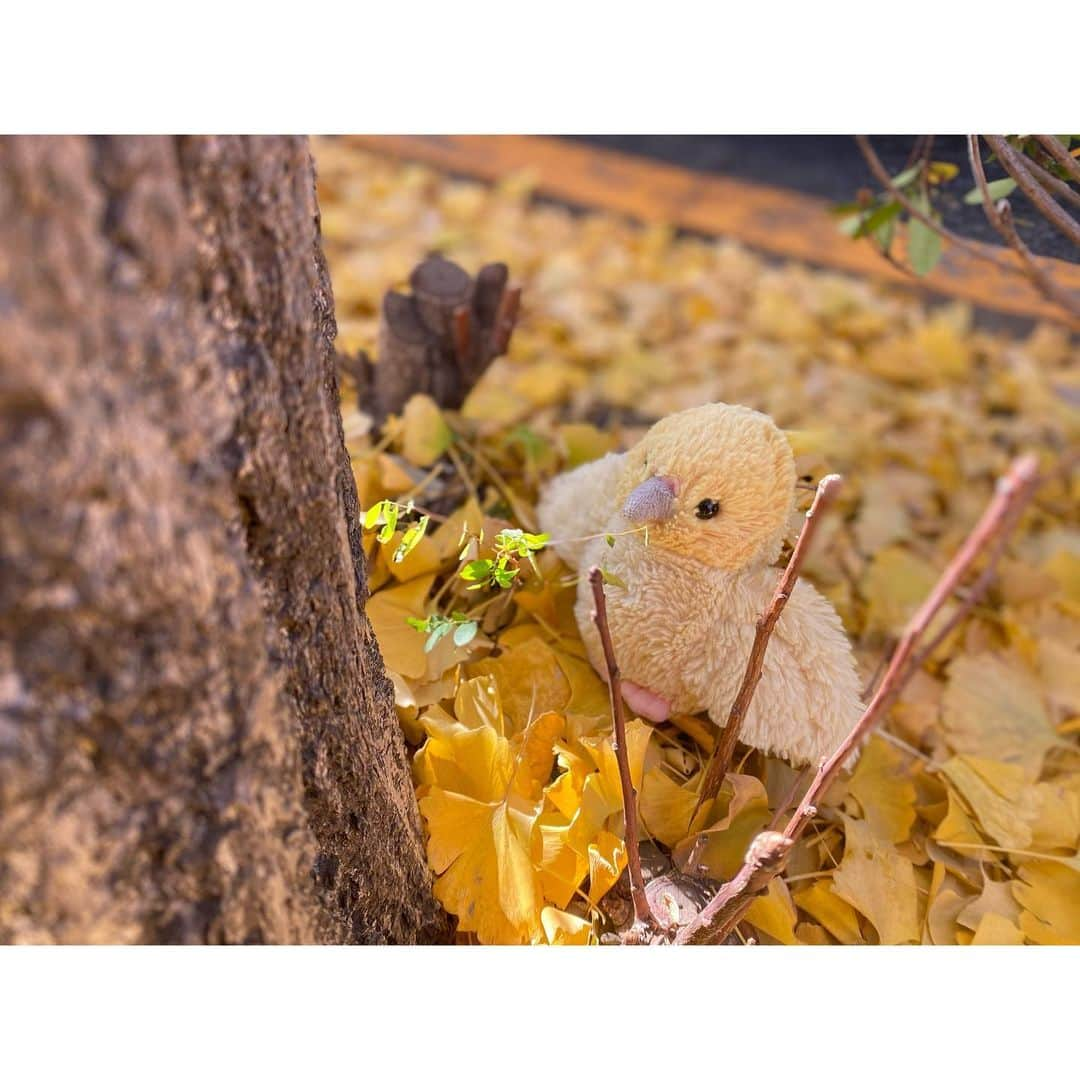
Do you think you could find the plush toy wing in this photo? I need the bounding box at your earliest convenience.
[536,452,625,571]
[694,576,864,767]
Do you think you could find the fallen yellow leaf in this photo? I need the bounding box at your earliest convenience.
[833,816,920,944]
[1012,861,1080,945]
[941,653,1059,780]
[848,734,917,844]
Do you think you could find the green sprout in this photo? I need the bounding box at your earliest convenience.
[406,611,479,652]
[459,528,549,591]
[361,499,430,564]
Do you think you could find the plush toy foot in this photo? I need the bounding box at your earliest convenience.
[621,681,671,723]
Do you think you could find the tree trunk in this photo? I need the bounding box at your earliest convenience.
[0,135,449,943]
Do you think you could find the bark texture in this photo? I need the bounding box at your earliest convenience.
[0,135,449,943]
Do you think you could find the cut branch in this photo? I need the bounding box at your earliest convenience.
[674,453,1042,945]
[345,254,520,424]
[694,474,843,814]
[588,566,653,932]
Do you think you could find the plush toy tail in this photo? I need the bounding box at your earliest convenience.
[536,452,625,571]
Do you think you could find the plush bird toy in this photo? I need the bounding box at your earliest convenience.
[537,402,862,767]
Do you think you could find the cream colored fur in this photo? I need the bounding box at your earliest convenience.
[538,402,862,767]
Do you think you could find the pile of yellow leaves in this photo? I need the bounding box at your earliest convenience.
[315,138,1080,945]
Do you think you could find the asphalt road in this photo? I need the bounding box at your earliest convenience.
[569,136,1077,265]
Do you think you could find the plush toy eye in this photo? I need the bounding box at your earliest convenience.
[695,499,721,520]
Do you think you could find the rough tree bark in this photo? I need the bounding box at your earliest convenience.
[0,135,450,943]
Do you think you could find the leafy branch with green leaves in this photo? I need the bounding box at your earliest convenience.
[837,135,1080,323]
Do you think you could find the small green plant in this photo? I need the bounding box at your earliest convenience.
[406,611,479,652]
[361,499,430,564]
[459,528,549,591]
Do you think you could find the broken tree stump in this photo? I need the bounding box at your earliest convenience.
[345,253,521,423]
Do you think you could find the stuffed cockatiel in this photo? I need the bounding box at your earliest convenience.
[537,402,861,767]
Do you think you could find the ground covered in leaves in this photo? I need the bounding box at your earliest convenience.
[315,139,1079,945]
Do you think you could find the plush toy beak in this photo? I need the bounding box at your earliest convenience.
[622,475,678,523]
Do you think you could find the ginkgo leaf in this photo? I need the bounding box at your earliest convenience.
[421,788,544,944]
[848,735,917,844]
[639,767,701,848]
[365,573,437,679]
[934,787,993,857]
[414,717,514,802]
[557,422,616,468]
[925,878,970,946]
[541,906,596,945]
[510,711,565,801]
[1037,637,1080,714]
[1028,779,1080,851]
[941,653,1059,779]
[384,530,443,582]
[453,675,507,737]
[970,912,1024,945]
[537,817,590,909]
[854,475,913,555]
[794,879,865,945]
[1042,548,1080,605]
[469,639,571,733]
[744,878,798,945]
[833,816,921,944]
[956,876,1023,934]
[1012,861,1080,945]
[940,756,1037,850]
[569,721,656,854]
[587,830,627,905]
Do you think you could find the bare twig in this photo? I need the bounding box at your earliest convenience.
[675,454,1042,945]
[693,475,843,815]
[1021,151,1080,212]
[983,135,1080,249]
[855,135,1014,273]
[967,136,1080,323]
[1034,135,1080,187]
[588,566,653,932]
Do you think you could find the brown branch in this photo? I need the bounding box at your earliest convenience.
[967,136,1080,324]
[675,454,1042,945]
[983,135,1080,249]
[1034,135,1080,187]
[588,566,652,932]
[855,135,1014,273]
[693,475,843,815]
[1022,150,1080,212]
